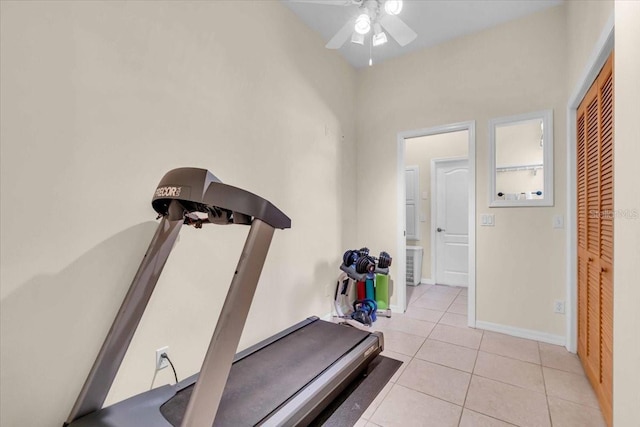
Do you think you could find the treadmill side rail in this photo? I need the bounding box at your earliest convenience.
[66,214,183,424]
[260,334,383,427]
[181,219,275,427]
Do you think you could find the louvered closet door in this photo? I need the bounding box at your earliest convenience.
[576,52,613,427]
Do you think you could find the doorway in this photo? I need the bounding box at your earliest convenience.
[396,122,476,327]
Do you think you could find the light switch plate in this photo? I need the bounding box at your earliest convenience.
[480,214,495,226]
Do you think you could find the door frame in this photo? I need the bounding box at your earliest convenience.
[566,12,614,353]
[431,157,468,286]
[395,121,476,327]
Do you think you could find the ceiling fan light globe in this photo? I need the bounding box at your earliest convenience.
[354,13,371,35]
[384,0,403,16]
[372,31,388,46]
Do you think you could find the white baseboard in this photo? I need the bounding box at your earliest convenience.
[475,320,566,346]
[421,278,435,285]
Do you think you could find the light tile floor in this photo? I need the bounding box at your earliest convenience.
[355,284,607,427]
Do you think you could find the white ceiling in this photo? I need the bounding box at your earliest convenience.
[283,0,562,68]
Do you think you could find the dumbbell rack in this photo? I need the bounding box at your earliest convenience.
[337,265,392,319]
[337,245,393,322]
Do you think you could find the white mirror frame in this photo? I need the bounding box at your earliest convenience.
[489,109,554,207]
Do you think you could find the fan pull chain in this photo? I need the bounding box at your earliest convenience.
[369,35,373,66]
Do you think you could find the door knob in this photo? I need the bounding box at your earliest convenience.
[437,227,445,232]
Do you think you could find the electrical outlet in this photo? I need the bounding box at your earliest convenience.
[156,346,169,370]
[554,300,565,314]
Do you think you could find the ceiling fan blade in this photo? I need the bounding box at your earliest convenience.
[326,18,356,49]
[379,14,417,47]
[288,0,356,5]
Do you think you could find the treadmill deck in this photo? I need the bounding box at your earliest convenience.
[162,320,371,426]
[68,319,380,427]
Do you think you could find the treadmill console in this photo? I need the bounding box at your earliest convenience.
[151,167,291,229]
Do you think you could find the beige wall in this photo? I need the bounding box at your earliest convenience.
[356,5,568,337]
[405,131,468,280]
[566,0,614,91]
[613,1,640,425]
[0,1,356,426]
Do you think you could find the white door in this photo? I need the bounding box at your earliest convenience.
[405,166,419,240]
[435,159,468,286]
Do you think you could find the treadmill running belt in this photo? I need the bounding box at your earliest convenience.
[160,320,370,426]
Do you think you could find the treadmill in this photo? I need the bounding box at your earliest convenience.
[64,168,384,427]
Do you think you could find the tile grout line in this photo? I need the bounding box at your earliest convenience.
[408,287,466,416]
[389,382,466,415]
[549,394,608,412]
[427,335,481,351]
[380,292,471,424]
[386,285,473,426]
[363,380,394,425]
[470,372,548,396]
[460,288,476,427]
[542,364,592,377]
[475,346,542,365]
[539,341,554,427]
[406,291,479,376]
[476,348,543,366]
[462,330,546,427]
[466,342,555,396]
[457,328,483,426]
[461,408,521,427]
[411,353,476,376]
[409,308,447,324]
[368,284,430,424]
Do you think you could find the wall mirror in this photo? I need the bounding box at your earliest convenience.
[489,110,553,207]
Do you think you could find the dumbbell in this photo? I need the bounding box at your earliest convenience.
[377,251,392,269]
[351,299,378,325]
[343,247,372,266]
[342,249,358,267]
[356,255,376,274]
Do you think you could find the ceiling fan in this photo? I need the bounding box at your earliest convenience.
[292,0,417,50]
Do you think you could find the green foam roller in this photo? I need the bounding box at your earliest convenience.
[375,274,389,310]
